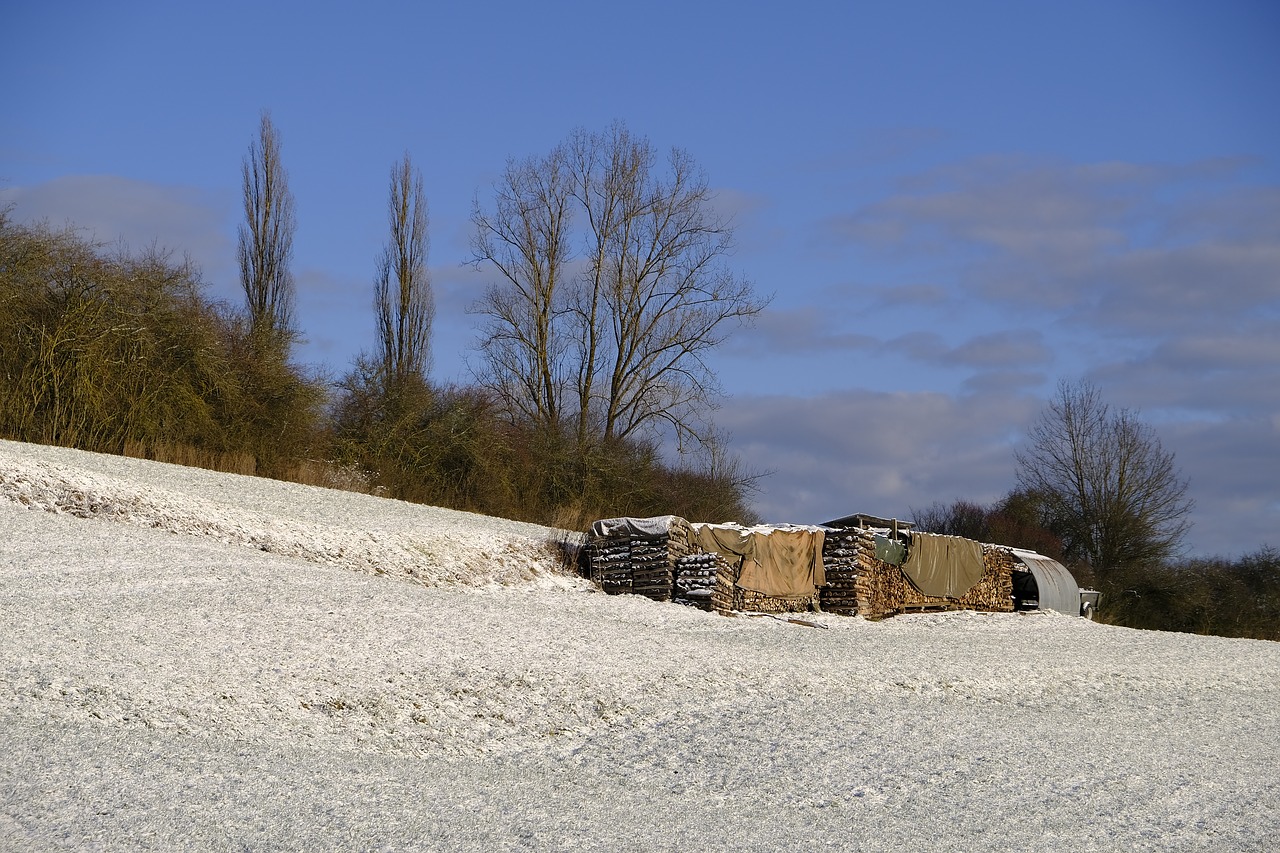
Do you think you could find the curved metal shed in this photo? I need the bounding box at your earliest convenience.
[1010,549,1081,615]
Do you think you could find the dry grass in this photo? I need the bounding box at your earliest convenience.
[122,440,378,496]
[123,440,256,477]
[283,459,380,494]
[542,530,588,577]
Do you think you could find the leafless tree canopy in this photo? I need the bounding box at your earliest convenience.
[470,146,574,429]
[1015,379,1193,572]
[375,154,434,386]
[469,123,768,452]
[237,112,296,343]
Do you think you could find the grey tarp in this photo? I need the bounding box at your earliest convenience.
[590,516,684,538]
[901,531,985,599]
[693,523,826,599]
[1011,549,1081,615]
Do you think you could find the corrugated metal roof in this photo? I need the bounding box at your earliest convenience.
[821,513,914,530]
[1011,549,1080,615]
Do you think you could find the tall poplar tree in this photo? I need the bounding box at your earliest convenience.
[237,111,296,346]
[375,153,434,389]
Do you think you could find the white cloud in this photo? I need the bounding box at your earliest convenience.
[826,155,1280,338]
[1,175,236,298]
[716,388,1037,526]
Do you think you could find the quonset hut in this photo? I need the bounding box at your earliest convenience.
[1009,549,1099,618]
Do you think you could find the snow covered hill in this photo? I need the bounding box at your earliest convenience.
[2,440,1278,851]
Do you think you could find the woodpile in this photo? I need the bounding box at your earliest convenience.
[630,536,675,601]
[586,516,695,604]
[711,556,737,614]
[694,523,826,615]
[818,526,906,619]
[898,544,1014,613]
[818,522,1014,619]
[586,538,632,595]
[707,554,815,614]
[588,513,1017,621]
[731,586,816,614]
[817,528,863,616]
[855,551,908,619]
[674,552,729,611]
[696,541,808,614]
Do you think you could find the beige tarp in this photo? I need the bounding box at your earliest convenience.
[693,523,826,598]
[901,532,985,599]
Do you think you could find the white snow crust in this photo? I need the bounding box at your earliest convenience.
[2,439,1278,851]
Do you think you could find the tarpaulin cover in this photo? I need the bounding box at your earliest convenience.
[874,534,907,566]
[901,532,985,599]
[693,523,826,599]
[590,516,684,538]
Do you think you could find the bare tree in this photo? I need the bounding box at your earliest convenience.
[470,146,575,429]
[1015,379,1193,573]
[237,111,296,344]
[375,153,434,387]
[470,122,768,452]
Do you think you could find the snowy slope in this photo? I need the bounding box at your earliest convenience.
[2,440,1278,851]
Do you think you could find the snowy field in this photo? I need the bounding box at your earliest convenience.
[2,440,1278,851]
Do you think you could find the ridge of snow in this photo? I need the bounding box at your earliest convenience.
[0,439,586,590]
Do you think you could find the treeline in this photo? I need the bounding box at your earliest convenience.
[913,492,1280,641]
[0,211,755,529]
[0,215,321,475]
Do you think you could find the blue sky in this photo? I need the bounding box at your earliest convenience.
[4,0,1278,556]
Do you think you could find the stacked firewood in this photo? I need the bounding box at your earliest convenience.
[711,555,737,614]
[588,515,1015,618]
[629,534,676,601]
[732,587,816,614]
[816,526,907,618]
[855,550,907,619]
[586,538,633,595]
[587,517,696,603]
[701,544,816,614]
[897,544,1014,613]
[818,529,864,615]
[674,551,730,610]
[817,525,1014,619]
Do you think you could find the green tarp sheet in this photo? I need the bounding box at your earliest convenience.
[874,534,907,566]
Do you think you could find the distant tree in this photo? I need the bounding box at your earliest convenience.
[986,489,1067,565]
[2,215,248,458]
[470,122,769,454]
[375,153,434,390]
[1099,546,1280,640]
[910,499,992,541]
[1015,379,1193,575]
[237,111,296,346]
[909,492,1066,563]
